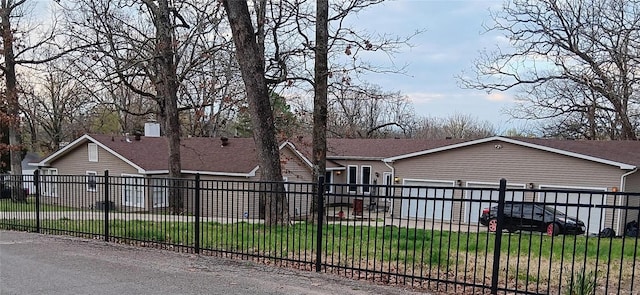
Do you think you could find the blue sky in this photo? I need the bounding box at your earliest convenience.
[352,0,525,132]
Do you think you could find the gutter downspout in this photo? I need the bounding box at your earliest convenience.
[617,168,638,235]
[384,160,395,216]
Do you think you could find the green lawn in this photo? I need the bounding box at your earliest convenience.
[1,219,637,263]
[0,197,77,212]
[2,219,637,291]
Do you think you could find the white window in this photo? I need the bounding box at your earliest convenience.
[151,178,168,208]
[361,166,372,194]
[86,171,97,192]
[41,168,58,197]
[347,166,358,193]
[88,143,98,162]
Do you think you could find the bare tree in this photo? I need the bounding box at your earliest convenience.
[179,55,245,138]
[508,80,627,139]
[64,0,230,213]
[324,83,417,138]
[413,114,495,140]
[0,0,21,178]
[1,0,81,201]
[312,0,328,193]
[223,0,288,225]
[22,61,94,153]
[461,0,640,140]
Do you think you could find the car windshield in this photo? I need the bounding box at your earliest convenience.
[543,206,566,216]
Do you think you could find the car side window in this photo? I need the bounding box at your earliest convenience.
[510,204,522,216]
[522,204,535,218]
[533,206,545,216]
[503,204,513,215]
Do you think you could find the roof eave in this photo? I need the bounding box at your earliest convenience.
[328,156,384,161]
[181,170,256,178]
[383,136,637,170]
[280,141,314,168]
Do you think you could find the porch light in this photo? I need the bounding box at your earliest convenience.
[394,177,400,183]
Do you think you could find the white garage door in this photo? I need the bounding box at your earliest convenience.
[538,187,606,235]
[401,180,453,221]
[465,183,525,224]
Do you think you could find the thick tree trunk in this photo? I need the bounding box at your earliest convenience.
[619,115,637,140]
[154,0,183,213]
[312,0,329,215]
[1,1,25,202]
[223,0,288,226]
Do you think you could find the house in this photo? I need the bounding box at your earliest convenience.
[289,136,640,235]
[381,137,640,235]
[33,125,640,234]
[31,123,316,219]
[287,137,468,204]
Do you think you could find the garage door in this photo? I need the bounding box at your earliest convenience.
[401,180,453,221]
[465,183,525,224]
[538,187,606,235]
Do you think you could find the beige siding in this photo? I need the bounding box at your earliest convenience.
[390,141,630,233]
[622,172,640,226]
[393,142,624,187]
[182,147,316,219]
[183,175,259,219]
[281,147,314,217]
[624,171,640,193]
[50,143,139,176]
[42,143,142,210]
[39,175,103,210]
[281,147,313,182]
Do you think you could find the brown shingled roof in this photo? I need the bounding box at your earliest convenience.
[512,137,640,167]
[289,137,469,159]
[90,134,259,173]
[81,135,640,173]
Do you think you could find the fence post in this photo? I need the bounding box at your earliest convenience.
[491,178,507,294]
[315,176,325,273]
[194,174,201,254]
[104,170,110,242]
[34,169,41,233]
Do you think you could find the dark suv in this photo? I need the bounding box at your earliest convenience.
[479,202,586,236]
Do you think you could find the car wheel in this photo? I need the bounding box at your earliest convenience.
[488,219,498,232]
[546,223,560,236]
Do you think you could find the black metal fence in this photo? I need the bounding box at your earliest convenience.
[1,172,639,294]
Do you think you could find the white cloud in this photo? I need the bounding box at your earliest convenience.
[406,91,481,104]
[485,92,511,102]
[405,92,447,104]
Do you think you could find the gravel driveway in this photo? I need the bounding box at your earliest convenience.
[0,230,427,295]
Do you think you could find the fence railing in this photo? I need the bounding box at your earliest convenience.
[1,172,639,294]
